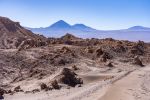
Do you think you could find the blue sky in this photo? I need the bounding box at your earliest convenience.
[0,0,149,30]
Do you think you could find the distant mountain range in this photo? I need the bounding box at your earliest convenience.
[26,20,150,42]
[127,26,150,30]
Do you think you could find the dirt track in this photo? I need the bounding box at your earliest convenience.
[99,65,150,100]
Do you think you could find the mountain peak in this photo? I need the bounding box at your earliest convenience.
[72,23,95,30]
[57,20,67,23]
[128,26,150,30]
[73,24,87,27]
[49,20,71,29]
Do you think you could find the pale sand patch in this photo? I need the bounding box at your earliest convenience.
[99,66,150,100]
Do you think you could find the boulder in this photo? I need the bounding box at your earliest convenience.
[18,39,35,51]
[14,86,23,92]
[60,46,71,54]
[85,47,94,53]
[99,53,109,62]
[57,68,83,87]
[95,48,103,57]
[0,88,5,96]
[134,56,144,67]
[106,62,114,67]
[72,65,79,71]
[7,89,12,94]
[51,80,60,89]
[0,95,4,99]
[32,89,40,93]
[130,41,145,55]
[40,83,48,90]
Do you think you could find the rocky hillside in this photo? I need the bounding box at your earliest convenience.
[0,16,46,49]
[0,33,150,85]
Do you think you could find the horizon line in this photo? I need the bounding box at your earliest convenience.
[23,20,149,31]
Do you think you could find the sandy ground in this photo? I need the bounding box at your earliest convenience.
[99,65,150,100]
[4,64,150,100]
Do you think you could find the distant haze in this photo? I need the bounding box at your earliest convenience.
[26,20,150,42]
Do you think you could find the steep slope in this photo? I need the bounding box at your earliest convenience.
[0,16,46,49]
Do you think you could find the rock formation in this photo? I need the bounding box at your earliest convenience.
[0,16,47,49]
[54,68,83,87]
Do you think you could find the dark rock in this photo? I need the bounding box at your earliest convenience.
[75,84,82,87]
[85,47,94,53]
[0,88,5,96]
[40,83,48,90]
[14,86,23,92]
[25,91,32,94]
[60,46,71,54]
[95,48,103,57]
[106,62,114,67]
[99,52,110,62]
[57,68,83,87]
[72,65,79,71]
[32,89,40,93]
[134,56,144,67]
[51,80,60,89]
[7,89,12,94]
[0,95,4,99]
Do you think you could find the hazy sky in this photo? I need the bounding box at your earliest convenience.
[0,0,149,30]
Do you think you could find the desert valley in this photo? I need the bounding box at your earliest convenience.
[0,16,150,100]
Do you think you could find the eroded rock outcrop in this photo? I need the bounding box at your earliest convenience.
[0,88,5,96]
[0,16,47,49]
[54,68,83,87]
[133,56,144,67]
